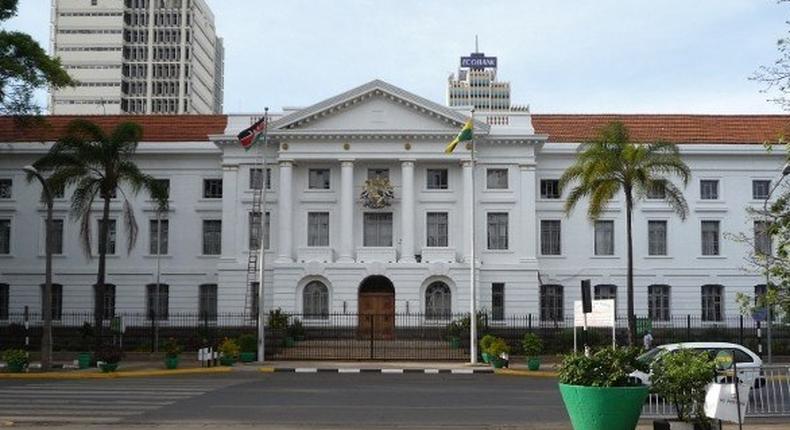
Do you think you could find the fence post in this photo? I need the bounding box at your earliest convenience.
[686,315,691,341]
[369,314,374,360]
[23,306,29,352]
[739,315,744,345]
[150,311,156,353]
[528,313,532,332]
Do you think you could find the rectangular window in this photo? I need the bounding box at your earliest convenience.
[94,284,115,320]
[648,285,670,321]
[701,285,723,322]
[594,220,614,256]
[701,220,720,256]
[199,284,218,321]
[203,178,223,198]
[426,212,449,247]
[308,168,331,189]
[540,179,560,199]
[648,220,668,256]
[0,284,8,320]
[153,179,170,199]
[146,284,169,320]
[363,212,393,247]
[97,219,116,255]
[0,179,11,199]
[540,284,563,321]
[426,169,448,190]
[50,219,64,255]
[250,168,271,190]
[755,221,772,256]
[752,180,771,200]
[202,220,222,255]
[492,283,505,321]
[249,212,270,250]
[367,168,389,180]
[700,180,719,200]
[486,168,508,189]
[41,284,62,321]
[0,219,8,254]
[487,212,509,250]
[149,219,169,255]
[646,181,667,199]
[307,212,330,247]
[540,220,561,255]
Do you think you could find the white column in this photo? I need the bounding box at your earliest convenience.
[338,159,355,263]
[519,163,538,262]
[276,160,294,263]
[400,160,416,263]
[461,159,474,263]
[220,164,239,260]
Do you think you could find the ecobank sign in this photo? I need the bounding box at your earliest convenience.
[460,55,497,69]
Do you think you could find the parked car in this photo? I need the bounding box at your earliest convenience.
[630,342,765,388]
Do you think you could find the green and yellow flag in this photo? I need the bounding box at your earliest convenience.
[445,119,473,154]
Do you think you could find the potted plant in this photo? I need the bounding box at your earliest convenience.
[485,337,510,369]
[95,346,123,373]
[651,348,717,430]
[163,337,182,369]
[218,337,240,366]
[558,347,649,430]
[238,334,257,362]
[521,333,544,371]
[446,320,462,349]
[268,308,289,346]
[479,334,496,363]
[288,318,305,342]
[2,349,28,373]
[77,322,94,369]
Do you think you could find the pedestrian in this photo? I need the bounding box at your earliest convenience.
[643,330,654,350]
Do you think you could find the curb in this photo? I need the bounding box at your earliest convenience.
[259,367,495,374]
[0,366,232,380]
[494,368,559,378]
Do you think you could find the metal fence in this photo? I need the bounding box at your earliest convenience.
[642,365,790,418]
[1,311,788,360]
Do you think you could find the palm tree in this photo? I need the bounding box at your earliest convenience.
[33,119,168,345]
[559,121,690,346]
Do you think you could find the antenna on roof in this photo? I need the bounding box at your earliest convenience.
[475,35,479,53]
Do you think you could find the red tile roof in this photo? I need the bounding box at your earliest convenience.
[0,115,227,142]
[532,114,790,144]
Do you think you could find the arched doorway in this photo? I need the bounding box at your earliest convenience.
[358,275,395,339]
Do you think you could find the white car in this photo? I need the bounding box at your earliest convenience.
[630,342,765,388]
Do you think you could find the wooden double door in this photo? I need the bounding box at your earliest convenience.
[358,277,395,340]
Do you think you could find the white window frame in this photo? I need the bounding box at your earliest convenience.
[486,212,509,250]
[307,211,330,247]
[307,168,331,190]
[593,220,615,256]
[485,168,509,190]
[699,179,720,200]
[647,219,668,256]
[425,211,449,248]
[540,219,562,256]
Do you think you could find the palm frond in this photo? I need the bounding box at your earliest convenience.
[122,198,138,254]
[662,181,690,220]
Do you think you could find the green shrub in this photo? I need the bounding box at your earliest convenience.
[446,320,463,339]
[287,318,305,339]
[479,334,496,353]
[521,333,543,357]
[237,334,257,353]
[651,348,716,424]
[218,337,240,359]
[558,347,646,387]
[163,337,182,358]
[268,308,289,331]
[2,349,28,367]
[484,337,510,357]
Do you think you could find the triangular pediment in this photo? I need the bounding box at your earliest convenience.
[269,80,489,134]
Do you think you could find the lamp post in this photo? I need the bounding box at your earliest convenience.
[761,162,790,364]
[23,165,54,371]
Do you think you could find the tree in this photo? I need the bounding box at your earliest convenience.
[559,121,690,346]
[0,0,74,114]
[33,119,168,345]
[752,0,790,110]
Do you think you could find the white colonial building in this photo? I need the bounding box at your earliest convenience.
[1,79,788,328]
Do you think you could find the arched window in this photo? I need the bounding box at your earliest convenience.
[425,281,452,320]
[303,281,329,319]
[540,284,563,322]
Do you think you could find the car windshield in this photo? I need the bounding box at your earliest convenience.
[637,348,665,365]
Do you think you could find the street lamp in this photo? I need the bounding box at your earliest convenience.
[761,162,790,364]
[23,165,54,371]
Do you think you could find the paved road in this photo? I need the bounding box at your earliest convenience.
[0,373,569,429]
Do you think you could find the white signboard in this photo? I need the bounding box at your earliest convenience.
[705,382,750,423]
[574,299,616,328]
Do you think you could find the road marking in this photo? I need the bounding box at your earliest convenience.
[338,368,361,373]
[424,369,440,374]
[381,369,404,374]
[294,368,318,373]
[0,416,122,423]
[451,369,474,374]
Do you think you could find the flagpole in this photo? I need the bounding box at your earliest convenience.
[257,108,268,364]
[469,108,477,365]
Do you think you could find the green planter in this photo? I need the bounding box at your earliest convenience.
[559,383,649,430]
[490,356,507,369]
[481,352,491,364]
[6,362,25,373]
[448,336,461,349]
[527,356,541,371]
[100,362,118,373]
[220,356,236,366]
[164,356,179,369]
[239,352,256,363]
[77,352,92,369]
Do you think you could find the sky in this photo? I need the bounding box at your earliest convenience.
[5,0,790,114]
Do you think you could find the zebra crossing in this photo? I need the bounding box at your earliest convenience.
[0,378,236,424]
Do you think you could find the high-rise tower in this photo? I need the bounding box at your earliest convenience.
[447,43,510,111]
[49,0,224,115]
